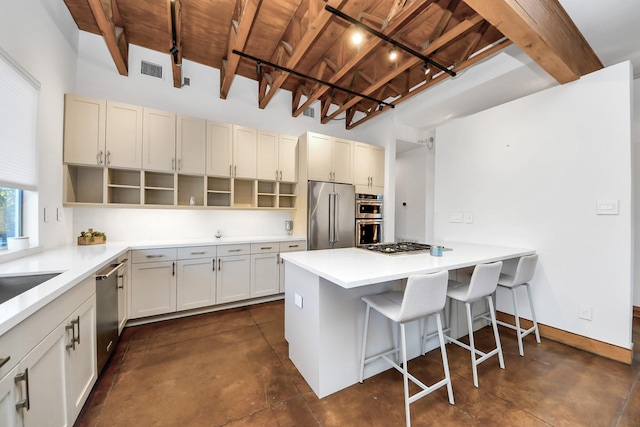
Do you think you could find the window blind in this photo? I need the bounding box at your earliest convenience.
[0,48,39,191]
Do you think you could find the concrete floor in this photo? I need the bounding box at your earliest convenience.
[75,301,640,426]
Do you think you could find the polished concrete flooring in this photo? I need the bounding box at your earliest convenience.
[76,301,640,426]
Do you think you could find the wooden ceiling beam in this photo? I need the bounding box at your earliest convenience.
[258,0,349,110]
[167,0,183,89]
[346,38,511,129]
[457,21,489,65]
[293,0,437,117]
[462,0,602,83]
[323,14,484,124]
[87,0,128,75]
[221,0,263,99]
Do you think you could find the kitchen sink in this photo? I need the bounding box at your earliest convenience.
[0,272,62,304]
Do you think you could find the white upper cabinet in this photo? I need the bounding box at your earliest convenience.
[142,108,176,172]
[257,132,298,182]
[306,132,353,183]
[257,130,279,181]
[105,101,143,169]
[63,94,106,166]
[354,143,384,194]
[206,121,233,177]
[233,125,257,179]
[176,115,206,175]
[278,134,298,182]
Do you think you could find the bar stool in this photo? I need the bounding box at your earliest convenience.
[494,254,540,356]
[445,261,504,388]
[359,270,454,427]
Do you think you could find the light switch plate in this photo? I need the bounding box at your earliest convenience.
[596,200,618,215]
[294,293,303,309]
[450,213,463,223]
[56,208,63,222]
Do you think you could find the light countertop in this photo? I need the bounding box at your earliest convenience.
[0,234,305,335]
[280,242,535,289]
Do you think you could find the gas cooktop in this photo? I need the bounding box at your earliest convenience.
[361,242,433,255]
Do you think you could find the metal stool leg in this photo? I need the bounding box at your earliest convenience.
[487,296,505,369]
[511,287,524,356]
[436,313,454,405]
[359,304,371,383]
[525,283,541,343]
[400,323,411,427]
[465,302,479,388]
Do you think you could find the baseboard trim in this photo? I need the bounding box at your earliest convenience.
[496,311,633,365]
[634,306,640,319]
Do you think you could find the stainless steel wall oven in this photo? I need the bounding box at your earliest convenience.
[355,193,383,245]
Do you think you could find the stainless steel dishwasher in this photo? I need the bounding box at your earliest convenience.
[96,261,125,374]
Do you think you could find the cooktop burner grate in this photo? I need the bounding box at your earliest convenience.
[362,242,432,255]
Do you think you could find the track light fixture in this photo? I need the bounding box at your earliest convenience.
[388,48,398,61]
[325,5,455,77]
[232,50,394,109]
[256,61,262,74]
[422,64,430,75]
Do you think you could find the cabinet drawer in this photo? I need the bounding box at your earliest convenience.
[250,242,279,254]
[132,248,177,263]
[177,245,217,260]
[279,240,306,252]
[0,326,19,378]
[217,244,250,257]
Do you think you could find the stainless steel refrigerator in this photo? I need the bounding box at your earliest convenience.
[307,181,356,250]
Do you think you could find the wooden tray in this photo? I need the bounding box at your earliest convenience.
[77,236,105,245]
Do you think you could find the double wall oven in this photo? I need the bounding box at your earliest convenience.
[355,193,383,246]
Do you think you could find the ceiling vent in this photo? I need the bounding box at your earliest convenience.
[140,60,163,79]
[303,107,315,118]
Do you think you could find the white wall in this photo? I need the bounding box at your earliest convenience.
[634,77,640,307]
[0,0,79,249]
[435,62,634,349]
[73,33,397,242]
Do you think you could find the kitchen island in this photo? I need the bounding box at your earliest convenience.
[280,242,535,398]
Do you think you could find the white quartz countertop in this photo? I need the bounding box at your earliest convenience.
[280,242,535,289]
[0,234,305,335]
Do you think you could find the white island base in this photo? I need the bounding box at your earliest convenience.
[282,243,535,398]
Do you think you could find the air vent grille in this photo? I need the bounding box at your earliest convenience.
[303,107,315,118]
[141,61,163,79]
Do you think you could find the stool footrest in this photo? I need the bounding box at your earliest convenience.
[380,355,451,405]
[364,347,400,366]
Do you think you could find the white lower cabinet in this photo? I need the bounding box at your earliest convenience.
[130,260,177,319]
[251,253,279,298]
[0,366,20,427]
[216,245,251,304]
[65,295,97,422]
[177,258,216,311]
[278,240,306,293]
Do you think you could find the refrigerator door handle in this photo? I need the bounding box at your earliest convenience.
[328,192,335,243]
[334,192,340,242]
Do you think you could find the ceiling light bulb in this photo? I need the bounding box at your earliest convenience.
[388,48,398,61]
[352,28,363,45]
[422,65,430,75]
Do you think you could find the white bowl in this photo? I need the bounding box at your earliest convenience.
[7,236,30,251]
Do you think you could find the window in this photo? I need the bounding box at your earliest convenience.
[0,187,22,249]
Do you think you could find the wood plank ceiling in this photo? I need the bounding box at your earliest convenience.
[63,0,603,129]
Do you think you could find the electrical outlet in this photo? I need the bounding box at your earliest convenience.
[294,293,303,309]
[578,304,592,321]
[465,212,474,223]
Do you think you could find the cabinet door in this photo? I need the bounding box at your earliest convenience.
[177,258,216,311]
[117,255,129,335]
[353,142,371,187]
[143,108,176,172]
[251,253,279,298]
[233,125,257,179]
[332,138,353,184]
[278,135,298,183]
[256,130,278,181]
[66,295,97,423]
[130,261,177,318]
[0,366,20,427]
[216,256,251,304]
[17,324,69,427]
[176,115,206,175]
[105,101,143,169]
[63,94,106,166]
[369,146,385,191]
[206,121,232,177]
[307,133,333,181]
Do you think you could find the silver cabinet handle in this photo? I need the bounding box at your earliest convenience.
[234,165,237,176]
[15,368,30,411]
[190,251,206,255]
[213,259,216,271]
[98,150,104,165]
[228,249,242,253]
[172,262,175,276]
[260,246,273,250]
[218,258,221,270]
[288,244,299,248]
[0,356,10,369]
[279,170,282,181]
[178,159,182,170]
[146,254,165,258]
[117,274,124,289]
[106,150,111,165]
[229,164,232,177]
[76,315,81,345]
[275,170,279,180]
[66,316,80,350]
[172,158,176,171]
